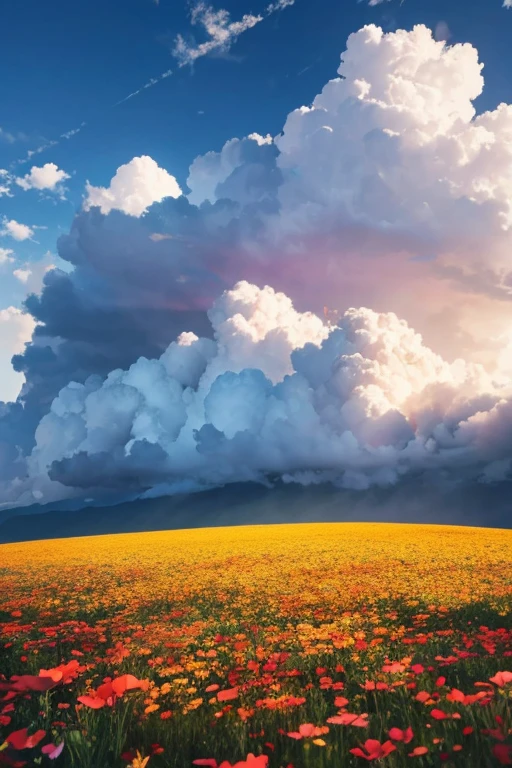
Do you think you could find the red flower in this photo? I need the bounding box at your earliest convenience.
[430,708,460,720]
[350,739,396,761]
[6,729,46,750]
[77,674,148,709]
[493,744,512,766]
[194,756,269,768]
[327,712,369,727]
[388,727,413,744]
[0,676,57,694]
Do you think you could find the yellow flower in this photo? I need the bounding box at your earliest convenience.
[130,751,150,768]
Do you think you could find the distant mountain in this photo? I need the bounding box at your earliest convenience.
[0,478,510,543]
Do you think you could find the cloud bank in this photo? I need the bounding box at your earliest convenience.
[25,280,512,505]
[3,24,512,511]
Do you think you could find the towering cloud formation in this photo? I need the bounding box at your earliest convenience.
[22,281,512,504]
[2,24,512,508]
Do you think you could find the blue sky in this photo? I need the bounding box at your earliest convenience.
[1,0,511,400]
[3,0,512,509]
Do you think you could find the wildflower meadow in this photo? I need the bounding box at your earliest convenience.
[0,523,511,767]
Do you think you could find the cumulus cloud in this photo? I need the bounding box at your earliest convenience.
[84,156,182,217]
[0,308,36,404]
[16,163,70,196]
[4,24,512,509]
[1,219,34,241]
[21,281,512,504]
[186,132,276,205]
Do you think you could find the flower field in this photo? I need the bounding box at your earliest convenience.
[0,522,511,768]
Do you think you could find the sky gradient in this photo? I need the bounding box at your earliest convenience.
[1,0,512,511]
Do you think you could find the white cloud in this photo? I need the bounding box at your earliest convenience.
[15,162,70,195]
[7,22,512,506]
[116,69,173,106]
[182,22,512,369]
[1,219,34,241]
[0,307,36,403]
[266,0,295,11]
[0,247,14,264]
[173,3,263,66]
[173,0,295,67]
[84,155,182,217]
[504,0,512,8]
[0,169,13,197]
[13,268,31,283]
[29,280,512,498]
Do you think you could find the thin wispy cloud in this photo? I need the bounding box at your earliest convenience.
[173,4,264,66]
[115,69,173,106]
[60,123,86,140]
[0,127,29,144]
[173,0,295,66]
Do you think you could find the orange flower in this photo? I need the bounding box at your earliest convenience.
[327,713,369,727]
[39,659,84,684]
[489,671,512,687]
[287,723,329,740]
[408,746,428,757]
[217,687,239,702]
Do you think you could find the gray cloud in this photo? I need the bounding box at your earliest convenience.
[3,24,512,512]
